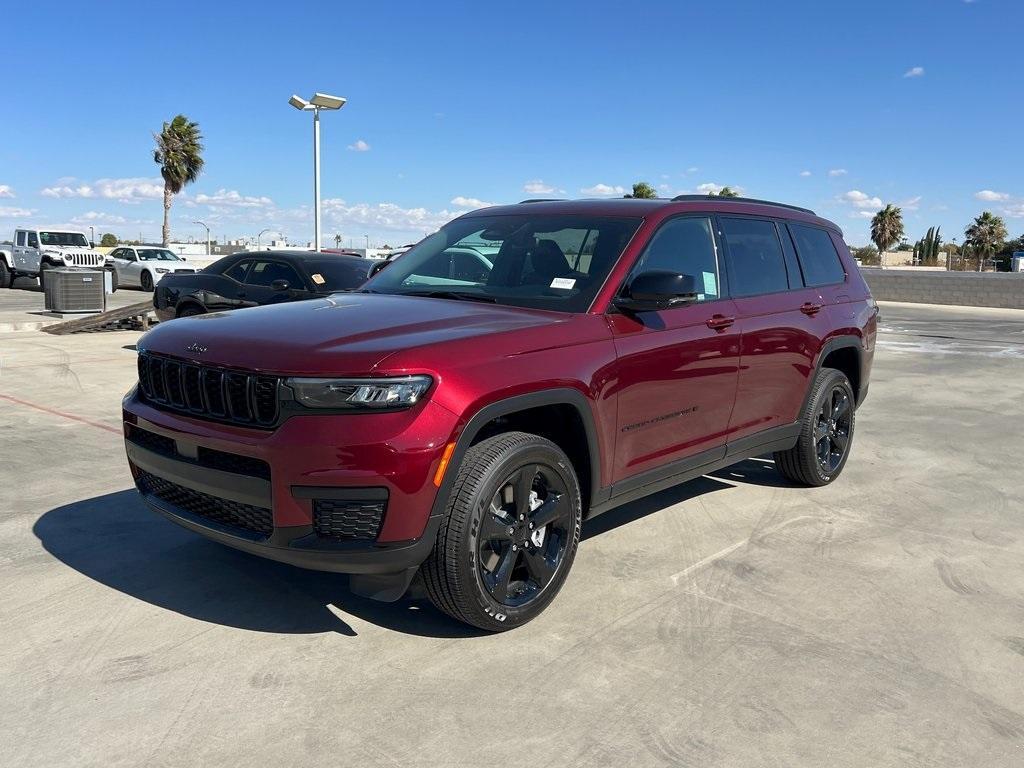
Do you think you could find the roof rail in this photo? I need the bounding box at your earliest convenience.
[670,194,815,215]
[518,198,565,204]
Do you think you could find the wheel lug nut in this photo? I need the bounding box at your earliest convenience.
[529,522,534,529]
[512,544,518,551]
[519,514,525,521]
[507,526,515,535]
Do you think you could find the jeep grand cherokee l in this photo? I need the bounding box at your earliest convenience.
[122,196,876,631]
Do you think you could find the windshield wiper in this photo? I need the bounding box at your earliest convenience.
[399,289,497,303]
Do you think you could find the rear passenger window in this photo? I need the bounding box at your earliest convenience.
[631,217,721,302]
[720,218,789,297]
[789,224,846,286]
[223,260,251,282]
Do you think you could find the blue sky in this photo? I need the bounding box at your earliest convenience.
[1,0,1021,247]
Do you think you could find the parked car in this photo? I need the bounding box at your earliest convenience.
[108,246,196,292]
[152,250,374,321]
[0,227,105,289]
[123,196,877,631]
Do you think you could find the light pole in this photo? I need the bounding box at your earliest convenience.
[193,220,210,256]
[288,92,347,252]
[364,234,369,251]
[89,226,95,246]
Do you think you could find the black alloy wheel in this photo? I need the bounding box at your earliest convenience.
[815,385,852,475]
[477,463,573,607]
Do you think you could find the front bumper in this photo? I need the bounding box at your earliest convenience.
[123,387,459,583]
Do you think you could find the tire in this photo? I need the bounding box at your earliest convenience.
[38,262,53,291]
[422,432,582,632]
[140,271,154,292]
[0,261,11,289]
[177,304,204,318]
[774,368,856,487]
[109,270,118,293]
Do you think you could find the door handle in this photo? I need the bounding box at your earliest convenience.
[800,301,824,315]
[706,314,736,331]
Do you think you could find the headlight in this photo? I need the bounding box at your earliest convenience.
[286,375,432,409]
[154,268,169,274]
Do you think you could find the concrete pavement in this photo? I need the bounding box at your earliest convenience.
[1,302,1023,767]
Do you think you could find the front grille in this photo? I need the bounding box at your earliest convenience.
[313,499,386,541]
[67,253,104,266]
[126,424,271,480]
[137,352,280,428]
[136,470,273,537]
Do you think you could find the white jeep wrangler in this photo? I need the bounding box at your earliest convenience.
[0,227,107,289]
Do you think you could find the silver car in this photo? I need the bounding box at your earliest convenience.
[107,246,196,291]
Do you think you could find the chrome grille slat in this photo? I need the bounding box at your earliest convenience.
[137,352,280,428]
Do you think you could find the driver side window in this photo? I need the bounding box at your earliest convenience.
[630,217,720,302]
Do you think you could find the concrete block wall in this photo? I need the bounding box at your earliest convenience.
[860,268,1024,309]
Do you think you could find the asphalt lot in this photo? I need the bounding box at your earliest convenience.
[1,301,1023,767]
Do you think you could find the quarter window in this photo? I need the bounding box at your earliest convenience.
[721,218,789,297]
[630,217,721,302]
[789,224,846,286]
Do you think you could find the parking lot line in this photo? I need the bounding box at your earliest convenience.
[0,393,122,435]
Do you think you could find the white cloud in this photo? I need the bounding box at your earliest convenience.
[580,183,626,196]
[1002,203,1024,218]
[900,195,922,211]
[799,170,812,177]
[347,139,371,152]
[69,211,128,225]
[903,66,925,78]
[828,169,848,177]
[0,185,14,198]
[975,189,1009,202]
[41,177,164,203]
[851,211,875,219]
[522,180,559,195]
[322,199,456,234]
[450,196,496,209]
[686,167,698,174]
[695,182,745,196]
[194,189,275,208]
[840,190,883,209]
[0,205,35,218]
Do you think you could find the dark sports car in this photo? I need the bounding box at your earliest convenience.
[153,250,374,322]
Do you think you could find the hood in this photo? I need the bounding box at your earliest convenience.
[139,293,571,375]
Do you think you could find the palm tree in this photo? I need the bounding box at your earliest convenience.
[716,186,740,198]
[153,115,204,246]
[334,233,342,248]
[963,211,1008,271]
[870,204,904,258]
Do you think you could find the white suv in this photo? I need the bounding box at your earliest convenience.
[0,228,106,289]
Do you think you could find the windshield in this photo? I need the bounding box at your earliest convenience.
[306,258,371,292]
[365,214,642,312]
[137,249,181,261]
[40,231,89,247]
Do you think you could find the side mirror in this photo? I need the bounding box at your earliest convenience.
[613,271,699,312]
[270,279,290,292]
[368,260,389,277]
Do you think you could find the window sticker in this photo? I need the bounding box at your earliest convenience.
[702,271,717,296]
[311,273,326,285]
[550,277,576,290]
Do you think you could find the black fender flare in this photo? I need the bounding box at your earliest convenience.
[799,335,863,417]
[428,387,603,518]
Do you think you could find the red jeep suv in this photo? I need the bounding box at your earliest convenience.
[122,196,876,631]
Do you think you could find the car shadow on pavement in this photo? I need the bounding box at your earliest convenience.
[33,461,786,638]
[32,490,482,639]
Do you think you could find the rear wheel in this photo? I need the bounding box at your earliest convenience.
[422,432,582,632]
[177,304,204,318]
[0,261,11,289]
[774,368,856,486]
[140,271,154,292]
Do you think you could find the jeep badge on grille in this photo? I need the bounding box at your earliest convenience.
[185,343,208,354]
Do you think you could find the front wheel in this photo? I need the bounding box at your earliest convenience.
[0,261,11,289]
[421,432,582,632]
[774,368,856,486]
[140,271,154,292]
[38,262,53,291]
